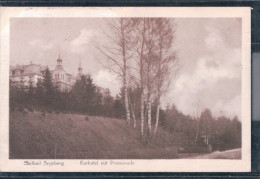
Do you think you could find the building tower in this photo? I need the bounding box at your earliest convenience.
[57,52,62,66]
[76,59,83,80]
[55,52,64,71]
[54,52,65,81]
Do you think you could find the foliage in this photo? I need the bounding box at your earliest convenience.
[162,105,241,152]
[9,68,123,119]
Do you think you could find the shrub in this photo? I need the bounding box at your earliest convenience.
[18,106,24,112]
[85,116,89,121]
[34,107,40,112]
[27,106,34,112]
[22,111,28,116]
[42,112,46,117]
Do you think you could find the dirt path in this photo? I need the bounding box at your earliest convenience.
[185,148,241,159]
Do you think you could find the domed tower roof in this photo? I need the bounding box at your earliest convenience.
[55,52,64,71]
[55,65,64,71]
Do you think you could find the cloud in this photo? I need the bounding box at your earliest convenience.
[93,70,120,96]
[163,20,242,119]
[213,94,241,118]
[70,29,96,54]
[28,39,54,51]
[204,27,224,51]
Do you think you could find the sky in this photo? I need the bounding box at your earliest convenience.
[10,18,242,119]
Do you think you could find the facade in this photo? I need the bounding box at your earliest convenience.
[51,54,77,92]
[10,54,83,92]
[10,62,47,87]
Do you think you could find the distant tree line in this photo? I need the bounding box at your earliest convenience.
[161,104,241,152]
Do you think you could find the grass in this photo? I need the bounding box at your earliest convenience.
[9,111,178,159]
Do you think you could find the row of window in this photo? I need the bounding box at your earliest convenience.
[11,70,24,75]
[55,73,65,80]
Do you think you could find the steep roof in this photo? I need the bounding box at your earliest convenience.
[55,65,65,71]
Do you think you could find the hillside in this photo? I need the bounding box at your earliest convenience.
[10,111,178,159]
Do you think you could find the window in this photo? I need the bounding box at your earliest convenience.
[12,71,15,75]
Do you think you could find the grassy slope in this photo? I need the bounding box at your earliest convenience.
[10,111,178,159]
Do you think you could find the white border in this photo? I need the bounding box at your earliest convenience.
[0,7,251,172]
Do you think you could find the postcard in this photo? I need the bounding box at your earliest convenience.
[0,7,251,172]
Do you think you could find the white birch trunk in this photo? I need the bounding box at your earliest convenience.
[132,110,137,128]
[153,102,160,135]
[195,120,199,142]
[129,99,137,128]
[124,80,130,126]
[147,97,152,137]
[138,19,145,139]
[140,93,144,137]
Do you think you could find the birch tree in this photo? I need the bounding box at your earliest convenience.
[131,18,177,143]
[99,18,132,126]
[153,19,178,135]
[128,86,140,128]
[131,18,147,139]
[143,19,160,146]
[193,98,201,143]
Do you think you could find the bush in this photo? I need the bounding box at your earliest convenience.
[18,106,24,112]
[85,116,89,121]
[42,112,46,117]
[22,111,28,116]
[184,141,210,154]
[27,106,34,112]
[47,109,52,113]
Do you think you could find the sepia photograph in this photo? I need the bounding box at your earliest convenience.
[8,17,243,160]
[0,7,251,172]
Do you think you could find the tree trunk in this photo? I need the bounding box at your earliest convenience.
[140,93,144,137]
[121,20,130,127]
[153,101,160,135]
[124,79,130,126]
[129,98,137,128]
[147,96,152,147]
[195,120,199,142]
[132,109,137,128]
[138,19,145,140]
